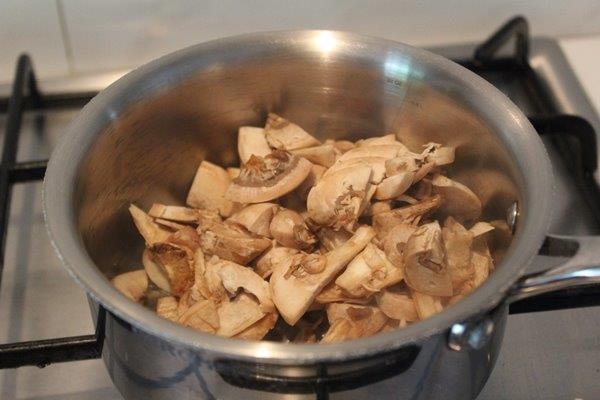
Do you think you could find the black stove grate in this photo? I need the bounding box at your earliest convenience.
[0,17,599,378]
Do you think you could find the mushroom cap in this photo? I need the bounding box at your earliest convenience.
[376,288,418,321]
[307,165,372,230]
[270,208,317,250]
[355,134,398,147]
[215,259,275,313]
[431,174,482,221]
[197,221,272,265]
[227,203,278,237]
[112,269,148,302]
[226,151,312,203]
[337,144,402,162]
[372,195,441,239]
[217,293,266,337]
[325,156,388,183]
[422,142,455,166]
[442,217,475,287]
[403,221,453,297]
[321,303,388,342]
[254,245,299,279]
[374,170,415,200]
[382,223,417,268]
[265,113,321,150]
[237,126,272,164]
[186,160,237,217]
[179,299,220,334]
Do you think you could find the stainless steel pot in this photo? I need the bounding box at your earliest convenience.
[43,31,600,399]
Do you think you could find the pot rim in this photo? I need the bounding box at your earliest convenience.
[43,30,552,364]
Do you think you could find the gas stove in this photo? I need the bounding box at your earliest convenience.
[0,17,599,400]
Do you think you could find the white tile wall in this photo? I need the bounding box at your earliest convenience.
[1,1,600,82]
[0,1,69,83]
[560,35,600,116]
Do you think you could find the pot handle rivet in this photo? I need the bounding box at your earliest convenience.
[448,317,494,352]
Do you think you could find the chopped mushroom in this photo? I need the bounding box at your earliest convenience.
[112,270,148,302]
[265,113,320,150]
[291,144,337,167]
[270,208,317,250]
[237,126,272,164]
[307,165,372,231]
[226,151,312,203]
[123,119,501,343]
[431,174,482,221]
[403,221,453,297]
[186,160,239,217]
[270,226,375,325]
[227,203,278,237]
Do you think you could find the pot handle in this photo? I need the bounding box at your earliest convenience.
[507,234,600,306]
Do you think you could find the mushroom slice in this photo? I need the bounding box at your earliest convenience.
[385,155,419,177]
[147,243,195,296]
[315,282,372,304]
[376,288,418,322]
[355,134,398,147]
[112,270,148,302]
[238,126,272,164]
[413,161,436,183]
[270,208,317,250]
[442,217,474,287]
[404,221,453,297]
[374,171,415,200]
[337,144,401,163]
[431,174,482,221]
[315,227,352,252]
[166,226,201,254]
[382,223,417,268]
[336,243,403,297]
[197,221,271,265]
[143,248,172,293]
[226,151,312,203]
[307,165,372,231]
[177,289,195,316]
[254,246,299,279]
[215,259,275,313]
[155,218,187,231]
[325,139,355,153]
[156,296,179,321]
[148,204,198,223]
[179,299,220,334]
[291,144,337,167]
[363,201,393,217]
[233,313,278,340]
[422,142,455,166]
[201,255,229,303]
[321,304,387,343]
[129,204,171,245]
[410,289,443,319]
[296,163,327,200]
[186,160,238,217]
[227,203,278,237]
[470,221,495,238]
[227,167,241,180]
[270,226,375,325]
[217,293,266,337]
[324,156,388,184]
[372,195,441,239]
[265,113,320,150]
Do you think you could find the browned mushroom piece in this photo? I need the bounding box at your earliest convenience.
[112,270,148,302]
[335,243,403,297]
[315,282,372,304]
[197,220,271,265]
[315,227,352,252]
[178,299,220,334]
[156,296,179,321]
[254,245,298,279]
[233,313,278,340]
[214,259,275,313]
[154,218,187,231]
[227,167,241,180]
[270,226,375,325]
[270,208,317,250]
[431,174,482,221]
[321,303,387,342]
[237,126,272,164]
[177,289,195,316]
[146,242,195,296]
[291,144,337,167]
[372,195,441,239]
[200,255,229,303]
[225,151,312,204]
[129,204,171,245]
[166,226,201,254]
[376,288,418,322]
[217,293,267,337]
[382,223,418,268]
[227,203,278,237]
[410,289,443,319]
[363,200,393,217]
[442,217,475,287]
[265,113,321,150]
[143,248,172,293]
[307,165,372,231]
[148,204,199,223]
[403,221,453,297]
[186,160,239,217]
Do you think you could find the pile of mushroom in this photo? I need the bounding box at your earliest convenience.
[113,113,502,343]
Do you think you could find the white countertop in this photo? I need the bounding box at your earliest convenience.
[560,34,600,115]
